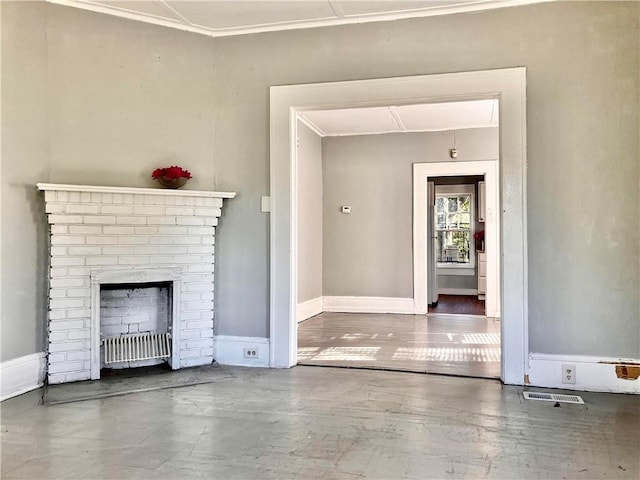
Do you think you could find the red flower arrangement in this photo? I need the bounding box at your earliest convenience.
[151,165,192,181]
[152,165,192,189]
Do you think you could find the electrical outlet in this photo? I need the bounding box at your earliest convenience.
[243,347,259,358]
[562,364,576,384]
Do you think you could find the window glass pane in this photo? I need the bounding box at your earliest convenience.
[452,231,470,263]
[459,213,470,228]
[447,197,458,213]
[459,196,470,212]
[436,197,445,213]
[436,213,446,229]
[435,231,446,262]
[446,214,458,229]
[436,230,471,264]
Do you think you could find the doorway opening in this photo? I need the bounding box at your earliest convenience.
[270,68,528,385]
[427,174,487,316]
[293,96,503,378]
[295,103,502,377]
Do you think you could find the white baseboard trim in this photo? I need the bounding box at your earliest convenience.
[528,353,639,394]
[297,297,323,322]
[214,336,270,367]
[323,296,417,314]
[437,288,478,295]
[1,352,47,401]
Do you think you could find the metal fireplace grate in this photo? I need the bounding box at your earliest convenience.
[103,333,171,364]
[523,391,584,404]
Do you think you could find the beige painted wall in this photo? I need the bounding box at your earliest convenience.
[1,1,638,361]
[46,5,217,189]
[1,1,49,361]
[297,121,323,303]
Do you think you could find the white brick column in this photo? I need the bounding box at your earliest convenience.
[37,184,235,384]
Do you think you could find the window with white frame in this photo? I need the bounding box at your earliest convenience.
[435,184,475,271]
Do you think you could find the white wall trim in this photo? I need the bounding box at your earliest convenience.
[437,288,478,296]
[296,114,326,138]
[297,297,324,323]
[271,68,528,384]
[1,352,47,401]
[323,296,417,315]
[528,353,639,394]
[214,336,270,367]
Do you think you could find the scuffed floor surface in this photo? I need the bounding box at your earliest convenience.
[44,364,235,405]
[2,366,639,479]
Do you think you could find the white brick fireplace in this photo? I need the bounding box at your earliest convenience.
[37,184,235,384]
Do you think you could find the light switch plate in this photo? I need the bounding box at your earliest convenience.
[261,196,271,213]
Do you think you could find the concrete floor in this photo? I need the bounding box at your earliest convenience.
[1,366,639,479]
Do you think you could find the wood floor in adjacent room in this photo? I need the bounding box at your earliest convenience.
[428,294,486,316]
[298,312,501,379]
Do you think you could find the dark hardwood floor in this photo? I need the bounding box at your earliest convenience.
[428,294,485,315]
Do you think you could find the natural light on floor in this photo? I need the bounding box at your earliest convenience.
[308,346,382,361]
[297,313,502,378]
[460,333,501,345]
[392,346,501,362]
[298,345,501,363]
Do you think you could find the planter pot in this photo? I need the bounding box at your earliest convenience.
[157,177,189,189]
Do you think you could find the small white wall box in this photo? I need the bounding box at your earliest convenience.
[341,206,351,214]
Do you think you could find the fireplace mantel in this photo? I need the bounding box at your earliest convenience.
[37,183,236,199]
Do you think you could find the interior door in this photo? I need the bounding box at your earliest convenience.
[427,181,438,305]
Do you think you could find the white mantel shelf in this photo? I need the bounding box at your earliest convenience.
[37,183,236,198]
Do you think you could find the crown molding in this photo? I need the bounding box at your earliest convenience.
[47,0,555,39]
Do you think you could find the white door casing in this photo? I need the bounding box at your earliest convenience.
[413,161,500,318]
[270,67,528,385]
[426,181,438,306]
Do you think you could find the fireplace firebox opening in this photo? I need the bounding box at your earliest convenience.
[99,281,173,371]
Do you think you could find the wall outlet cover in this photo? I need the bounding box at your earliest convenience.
[243,347,259,358]
[561,364,576,384]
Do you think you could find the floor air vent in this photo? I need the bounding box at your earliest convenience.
[523,391,584,404]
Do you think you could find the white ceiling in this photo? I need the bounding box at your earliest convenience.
[48,0,551,38]
[298,99,499,137]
